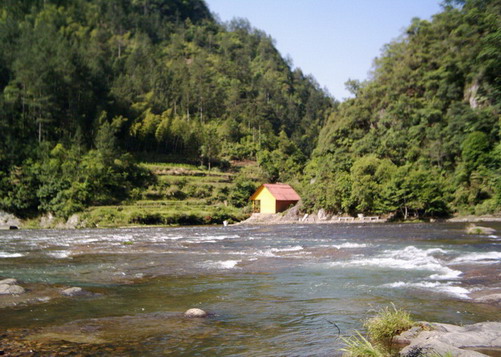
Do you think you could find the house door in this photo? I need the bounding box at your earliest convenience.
[253,200,261,213]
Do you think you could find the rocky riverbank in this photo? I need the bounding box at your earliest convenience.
[2,208,501,229]
[238,207,388,225]
[396,321,501,356]
[239,208,501,226]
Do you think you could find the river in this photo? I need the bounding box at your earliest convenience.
[1,222,500,356]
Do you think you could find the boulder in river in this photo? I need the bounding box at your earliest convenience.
[184,308,208,318]
[399,321,501,357]
[61,287,91,297]
[0,278,25,295]
[466,225,495,235]
[0,278,18,285]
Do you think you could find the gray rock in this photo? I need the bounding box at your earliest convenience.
[61,287,89,297]
[304,213,318,223]
[184,308,208,318]
[0,278,18,285]
[399,321,501,357]
[474,294,501,305]
[0,225,18,230]
[40,213,55,228]
[65,214,80,229]
[317,209,329,221]
[466,225,496,235]
[281,205,301,221]
[403,341,486,357]
[393,325,423,345]
[0,210,21,227]
[0,283,25,295]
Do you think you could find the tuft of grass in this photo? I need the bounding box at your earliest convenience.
[339,305,415,357]
[364,304,414,352]
[341,331,384,357]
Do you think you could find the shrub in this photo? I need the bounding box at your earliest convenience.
[130,188,143,200]
[364,305,414,352]
[165,185,186,200]
[196,184,213,198]
[129,211,163,225]
[186,184,213,198]
[230,179,257,207]
[172,178,188,189]
[164,213,204,225]
[340,305,414,357]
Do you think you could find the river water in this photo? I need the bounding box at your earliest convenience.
[1,222,500,356]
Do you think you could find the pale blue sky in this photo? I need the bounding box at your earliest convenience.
[205,0,443,100]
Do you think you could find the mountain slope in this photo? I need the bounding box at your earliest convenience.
[303,0,500,218]
[0,0,333,218]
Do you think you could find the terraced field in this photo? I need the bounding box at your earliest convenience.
[80,162,258,227]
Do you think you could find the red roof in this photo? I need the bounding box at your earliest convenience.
[252,183,300,201]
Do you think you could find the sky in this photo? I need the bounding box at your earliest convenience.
[205,0,443,101]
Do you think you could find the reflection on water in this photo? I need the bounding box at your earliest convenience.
[1,223,500,356]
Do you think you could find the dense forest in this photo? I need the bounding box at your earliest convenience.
[0,0,499,222]
[0,0,333,219]
[302,0,500,218]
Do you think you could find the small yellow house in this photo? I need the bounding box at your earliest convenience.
[250,183,300,214]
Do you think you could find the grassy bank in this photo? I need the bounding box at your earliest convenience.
[81,162,252,228]
[26,161,260,229]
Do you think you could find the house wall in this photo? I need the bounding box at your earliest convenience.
[276,200,297,213]
[253,188,277,213]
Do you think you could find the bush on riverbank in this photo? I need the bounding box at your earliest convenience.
[365,305,414,353]
[341,305,414,357]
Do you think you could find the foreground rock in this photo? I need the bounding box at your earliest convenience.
[0,284,25,295]
[0,278,25,295]
[0,278,18,285]
[184,308,208,318]
[61,287,92,297]
[399,321,501,357]
[466,225,496,235]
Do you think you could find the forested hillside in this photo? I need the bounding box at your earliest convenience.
[303,0,500,218]
[1,0,499,223]
[0,0,333,219]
